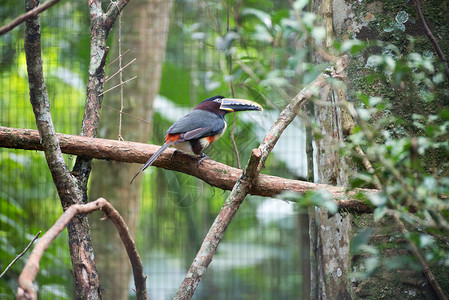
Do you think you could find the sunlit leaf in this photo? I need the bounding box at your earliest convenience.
[293,0,309,12]
[241,8,272,29]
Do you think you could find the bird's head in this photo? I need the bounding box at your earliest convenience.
[195,95,263,115]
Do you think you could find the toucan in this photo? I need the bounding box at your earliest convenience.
[130,95,263,183]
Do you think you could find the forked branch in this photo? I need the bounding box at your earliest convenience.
[174,56,350,299]
[16,198,148,300]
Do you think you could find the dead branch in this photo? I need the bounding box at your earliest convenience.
[0,0,60,36]
[394,215,448,300]
[16,198,147,300]
[0,231,41,279]
[173,57,350,299]
[415,0,449,82]
[0,125,374,213]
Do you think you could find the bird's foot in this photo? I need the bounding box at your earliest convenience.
[197,153,210,166]
[170,150,181,161]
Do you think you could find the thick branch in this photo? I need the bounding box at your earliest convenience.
[0,125,374,213]
[16,198,147,300]
[0,0,60,36]
[174,57,350,299]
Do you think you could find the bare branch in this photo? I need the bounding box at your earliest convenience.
[0,0,60,36]
[24,0,80,206]
[415,0,449,82]
[105,57,136,83]
[0,125,374,213]
[394,215,448,300]
[174,56,350,299]
[16,198,148,300]
[99,75,137,96]
[0,231,41,279]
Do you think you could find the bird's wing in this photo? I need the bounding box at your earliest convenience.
[167,110,225,139]
[182,127,213,140]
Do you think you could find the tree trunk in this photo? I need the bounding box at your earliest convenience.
[310,1,353,299]
[89,1,173,299]
[310,88,353,300]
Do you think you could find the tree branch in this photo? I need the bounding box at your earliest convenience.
[0,125,374,213]
[0,0,60,36]
[104,0,132,31]
[0,231,41,279]
[24,0,81,209]
[23,0,103,297]
[173,56,351,299]
[415,0,449,82]
[394,215,448,300]
[71,0,132,194]
[16,198,148,300]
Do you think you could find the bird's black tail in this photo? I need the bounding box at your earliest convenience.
[130,142,173,184]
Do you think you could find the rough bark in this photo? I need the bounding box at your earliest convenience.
[89,0,173,298]
[310,1,353,299]
[22,0,133,298]
[23,1,101,298]
[311,87,353,300]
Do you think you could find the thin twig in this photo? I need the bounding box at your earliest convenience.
[103,104,152,124]
[16,198,148,300]
[107,49,130,67]
[415,0,449,82]
[226,0,241,168]
[394,215,447,300]
[105,57,136,83]
[118,11,125,141]
[231,113,241,168]
[0,0,60,36]
[99,76,137,96]
[174,56,349,300]
[0,231,41,279]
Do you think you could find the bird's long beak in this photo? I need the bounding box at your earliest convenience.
[219,98,263,112]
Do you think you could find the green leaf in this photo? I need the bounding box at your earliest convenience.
[373,206,387,222]
[292,0,309,12]
[351,228,374,255]
[241,8,272,29]
[311,26,326,43]
[369,193,387,207]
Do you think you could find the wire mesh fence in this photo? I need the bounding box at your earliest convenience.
[0,1,307,299]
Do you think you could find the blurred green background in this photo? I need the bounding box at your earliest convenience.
[0,0,310,298]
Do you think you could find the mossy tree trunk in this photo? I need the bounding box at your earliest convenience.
[310,0,449,299]
[89,1,173,299]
